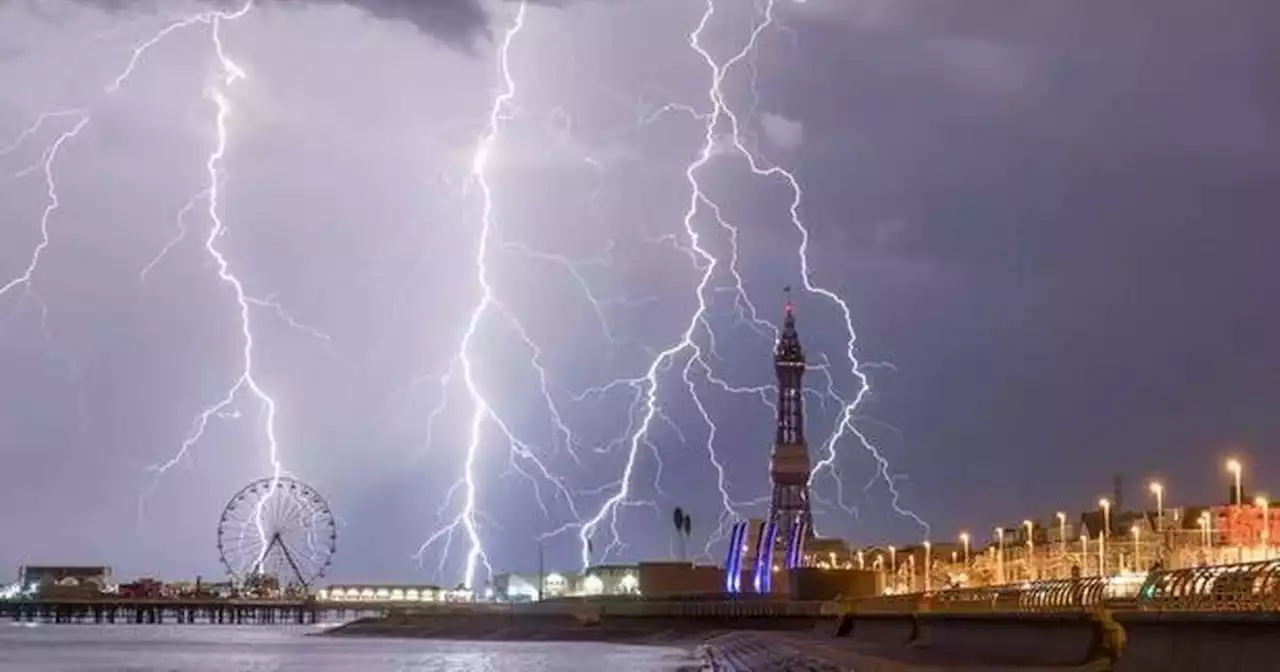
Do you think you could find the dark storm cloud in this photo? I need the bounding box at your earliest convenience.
[67,0,569,49]
[775,0,1280,539]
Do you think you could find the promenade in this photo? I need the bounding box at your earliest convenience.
[695,558,1280,671]
[8,558,1277,670]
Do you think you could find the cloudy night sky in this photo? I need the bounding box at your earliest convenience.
[1,0,1278,587]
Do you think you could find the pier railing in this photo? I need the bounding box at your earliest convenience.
[852,559,1280,614]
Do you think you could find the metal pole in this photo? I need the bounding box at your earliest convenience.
[1098,531,1105,577]
[537,542,545,602]
[924,542,931,593]
[996,529,1005,584]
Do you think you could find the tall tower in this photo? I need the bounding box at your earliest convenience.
[769,294,815,551]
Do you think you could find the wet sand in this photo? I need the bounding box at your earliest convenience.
[324,612,820,648]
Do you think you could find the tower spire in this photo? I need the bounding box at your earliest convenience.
[774,290,805,443]
[765,287,814,580]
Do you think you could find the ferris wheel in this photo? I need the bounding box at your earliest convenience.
[216,476,337,589]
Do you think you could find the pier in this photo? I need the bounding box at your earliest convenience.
[0,598,375,625]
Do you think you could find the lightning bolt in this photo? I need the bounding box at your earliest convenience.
[416,1,589,591]
[702,0,929,536]
[574,0,775,567]
[575,0,929,565]
[129,3,302,569]
[0,111,90,302]
[4,0,930,592]
[1,1,303,565]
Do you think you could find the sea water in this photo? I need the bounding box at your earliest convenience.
[0,623,697,671]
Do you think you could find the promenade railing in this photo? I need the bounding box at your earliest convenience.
[852,559,1280,614]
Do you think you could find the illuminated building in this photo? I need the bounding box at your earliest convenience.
[18,566,113,597]
[317,584,450,603]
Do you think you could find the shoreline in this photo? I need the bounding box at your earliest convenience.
[322,612,822,647]
[322,614,729,647]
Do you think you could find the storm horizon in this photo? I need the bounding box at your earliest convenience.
[2,0,1279,587]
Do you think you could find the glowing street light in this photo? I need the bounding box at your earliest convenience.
[959,532,971,566]
[1149,482,1164,533]
[1098,498,1111,576]
[1226,458,1243,506]
[1099,498,1112,537]
[1022,520,1035,580]
[923,540,932,592]
[995,527,1005,584]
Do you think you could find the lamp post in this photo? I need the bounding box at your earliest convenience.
[1099,498,1111,577]
[1256,496,1270,560]
[1227,458,1244,561]
[996,527,1005,585]
[1131,525,1141,572]
[1226,458,1243,506]
[959,532,971,566]
[888,546,896,591]
[1023,520,1035,580]
[1199,512,1212,553]
[1055,512,1067,578]
[1149,482,1164,533]
[923,541,932,592]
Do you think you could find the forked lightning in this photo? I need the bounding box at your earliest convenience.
[421,0,927,588]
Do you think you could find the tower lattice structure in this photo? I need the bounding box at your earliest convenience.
[768,296,814,553]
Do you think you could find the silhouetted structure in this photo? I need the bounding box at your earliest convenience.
[767,294,814,558]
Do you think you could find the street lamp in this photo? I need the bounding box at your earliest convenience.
[1149,482,1164,533]
[1099,498,1111,576]
[959,532,971,566]
[996,527,1005,584]
[1226,458,1243,506]
[1131,525,1141,571]
[1099,498,1112,537]
[923,541,932,592]
[1256,495,1270,559]
[1055,512,1067,578]
[1023,520,1035,580]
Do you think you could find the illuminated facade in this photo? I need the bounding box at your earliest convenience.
[490,565,641,601]
[1213,503,1279,547]
[18,566,113,596]
[316,584,460,603]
